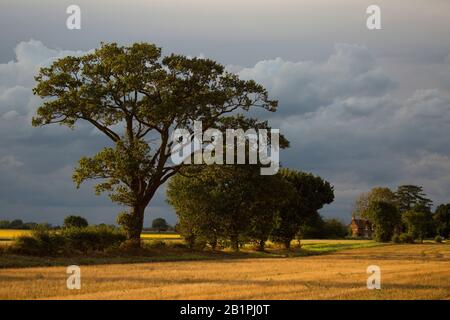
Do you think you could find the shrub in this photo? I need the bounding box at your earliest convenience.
[9,225,126,256]
[391,234,401,243]
[145,240,166,249]
[193,239,207,251]
[61,225,125,252]
[434,235,443,243]
[399,233,414,244]
[170,242,188,249]
[12,228,66,255]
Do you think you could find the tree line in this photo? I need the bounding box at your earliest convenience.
[354,185,450,242]
[0,219,42,230]
[167,166,335,251]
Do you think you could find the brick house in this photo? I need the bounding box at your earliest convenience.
[350,216,373,238]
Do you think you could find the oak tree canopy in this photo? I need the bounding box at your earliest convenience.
[32,42,278,246]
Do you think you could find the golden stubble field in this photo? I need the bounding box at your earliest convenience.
[0,244,449,300]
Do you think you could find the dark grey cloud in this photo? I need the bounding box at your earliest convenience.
[0,40,176,225]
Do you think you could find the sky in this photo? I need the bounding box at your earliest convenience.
[1,0,450,226]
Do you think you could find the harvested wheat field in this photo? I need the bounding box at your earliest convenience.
[0,244,449,300]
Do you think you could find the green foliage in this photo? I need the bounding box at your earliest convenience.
[354,185,440,241]
[395,185,432,213]
[271,169,334,248]
[434,235,443,243]
[12,229,65,256]
[298,216,348,240]
[167,165,224,250]
[365,201,401,242]
[0,219,41,230]
[354,187,396,218]
[298,214,325,239]
[10,225,126,256]
[402,204,434,242]
[9,219,25,229]
[434,203,450,238]
[63,215,88,229]
[321,219,349,239]
[145,240,167,249]
[32,42,278,245]
[167,164,292,251]
[399,232,414,244]
[245,174,293,251]
[391,233,401,243]
[151,218,169,232]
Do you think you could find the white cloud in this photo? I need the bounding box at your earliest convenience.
[237,44,395,115]
[0,155,23,169]
[0,39,87,88]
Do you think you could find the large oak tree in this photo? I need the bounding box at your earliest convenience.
[32,42,277,246]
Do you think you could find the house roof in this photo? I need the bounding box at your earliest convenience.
[351,217,371,228]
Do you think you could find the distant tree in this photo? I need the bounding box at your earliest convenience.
[0,220,10,229]
[36,223,53,230]
[402,210,427,242]
[434,204,450,238]
[353,187,396,218]
[23,222,38,230]
[395,185,432,213]
[300,215,348,240]
[9,219,24,229]
[402,204,433,242]
[365,201,401,242]
[298,213,325,239]
[33,42,278,247]
[271,169,334,249]
[151,218,169,233]
[63,215,88,229]
[322,218,349,239]
[0,220,50,230]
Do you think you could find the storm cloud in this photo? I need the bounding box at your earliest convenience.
[1,39,450,225]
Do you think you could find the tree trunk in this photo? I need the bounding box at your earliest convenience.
[129,204,145,247]
[284,238,291,250]
[209,236,217,251]
[230,235,239,252]
[257,240,266,252]
[118,203,146,248]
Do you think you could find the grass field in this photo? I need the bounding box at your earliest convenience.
[0,243,449,299]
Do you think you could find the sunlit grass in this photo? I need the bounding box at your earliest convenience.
[1,244,449,300]
[300,240,383,253]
